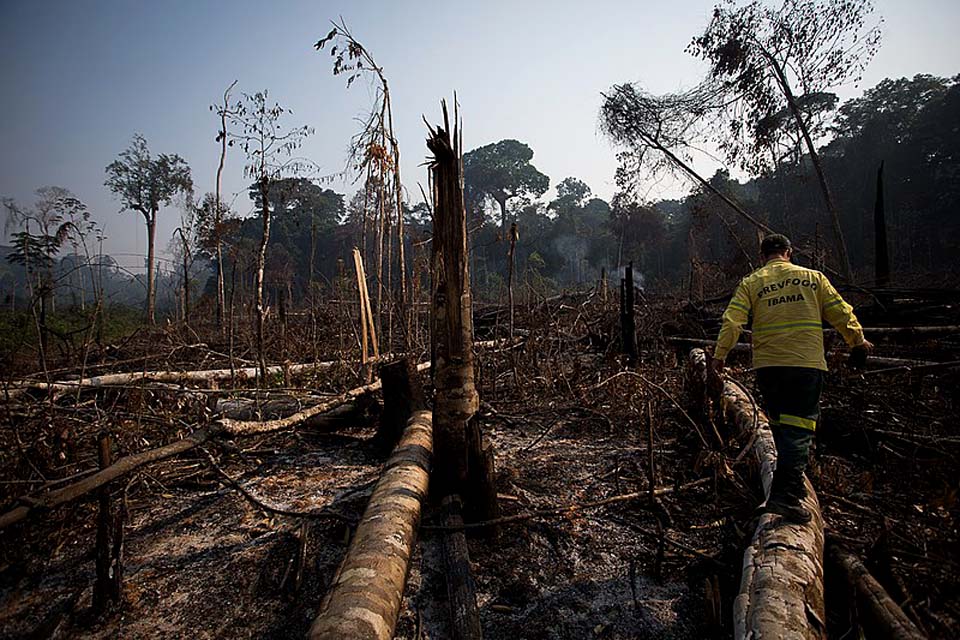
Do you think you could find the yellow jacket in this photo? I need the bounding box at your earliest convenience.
[714,258,865,370]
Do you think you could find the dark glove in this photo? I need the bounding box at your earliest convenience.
[849,345,868,369]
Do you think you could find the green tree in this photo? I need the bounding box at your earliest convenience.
[463,139,549,229]
[105,134,193,324]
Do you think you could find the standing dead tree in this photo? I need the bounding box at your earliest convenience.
[227,91,313,381]
[317,20,409,348]
[211,79,238,330]
[427,99,495,638]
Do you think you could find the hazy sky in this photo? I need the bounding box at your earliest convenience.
[1,0,958,273]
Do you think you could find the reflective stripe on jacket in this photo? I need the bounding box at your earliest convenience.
[714,259,865,370]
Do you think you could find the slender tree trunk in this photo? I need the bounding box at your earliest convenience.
[214,80,236,331]
[255,178,272,381]
[760,48,854,283]
[145,212,157,325]
[507,222,518,340]
[385,87,408,346]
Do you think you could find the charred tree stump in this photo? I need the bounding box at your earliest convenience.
[377,356,427,451]
[874,160,890,288]
[621,263,638,365]
[827,540,925,640]
[308,408,432,639]
[427,101,491,640]
[93,434,122,614]
[688,348,826,640]
[427,101,497,523]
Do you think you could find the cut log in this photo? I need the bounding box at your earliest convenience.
[307,408,432,640]
[688,348,826,640]
[440,494,483,640]
[826,539,926,640]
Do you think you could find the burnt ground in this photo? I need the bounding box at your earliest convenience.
[1,296,958,638]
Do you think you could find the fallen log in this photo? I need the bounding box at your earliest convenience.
[440,494,483,640]
[7,360,340,398]
[688,348,826,640]
[0,364,430,531]
[671,337,938,369]
[826,539,926,640]
[308,408,432,639]
[218,362,430,435]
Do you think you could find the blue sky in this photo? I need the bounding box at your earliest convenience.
[1,0,958,272]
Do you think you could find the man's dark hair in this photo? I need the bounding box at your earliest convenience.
[761,234,792,258]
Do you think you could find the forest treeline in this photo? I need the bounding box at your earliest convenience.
[4,72,957,320]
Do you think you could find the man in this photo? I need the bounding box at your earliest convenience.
[709,234,873,524]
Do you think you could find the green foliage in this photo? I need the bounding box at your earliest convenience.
[104,134,194,218]
[463,139,549,227]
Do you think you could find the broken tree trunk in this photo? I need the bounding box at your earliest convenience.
[307,408,432,639]
[426,101,496,512]
[93,434,122,614]
[827,539,926,640]
[687,348,826,640]
[622,262,638,365]
[376,356,427,451]
[874,160,891,288]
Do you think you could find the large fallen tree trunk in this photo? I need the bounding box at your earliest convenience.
[688,348,826,640]
[0,364,431,531]
[826,540,926,640]
[308,408,432,639]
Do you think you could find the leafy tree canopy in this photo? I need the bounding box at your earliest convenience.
[463,139,549,227]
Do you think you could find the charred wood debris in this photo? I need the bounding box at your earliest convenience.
[3,207,960,637]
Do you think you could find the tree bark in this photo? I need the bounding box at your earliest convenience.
[308,408,432,640]
[145,213,157,325]
[440,494,483,640]
[826,540,925,640]
[377,357,426,450]
[256,178,272,381]
[874,161,890,287]
[688,349,826,640]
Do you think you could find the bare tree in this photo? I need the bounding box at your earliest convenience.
[105,134,193,324]
[211,80,238,329]
[227,91,313,380]
[317,20,409,347]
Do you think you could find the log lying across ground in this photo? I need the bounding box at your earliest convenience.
[0,363,432,531]
[671,337,938,369]
[8,361,339,397]
[688,348,826,640]
[826,540,926,640]
[308,408,432,640]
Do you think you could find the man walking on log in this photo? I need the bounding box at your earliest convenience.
[709,234,873,524]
